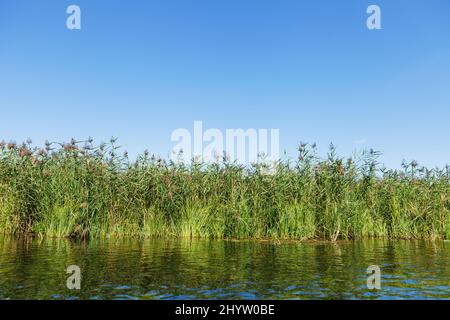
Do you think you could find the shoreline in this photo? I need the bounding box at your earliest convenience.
[1,232,448,243]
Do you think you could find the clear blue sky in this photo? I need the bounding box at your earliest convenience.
[1,0,450,168]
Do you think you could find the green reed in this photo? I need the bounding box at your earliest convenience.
[0,139,449,240]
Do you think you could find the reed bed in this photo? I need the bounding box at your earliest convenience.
[0,138,449,240]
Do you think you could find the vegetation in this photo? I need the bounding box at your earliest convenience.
[0,138,449,240]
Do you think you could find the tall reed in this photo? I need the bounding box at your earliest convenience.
[0,139,449,240]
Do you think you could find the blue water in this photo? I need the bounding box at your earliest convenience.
[0,236,449,300]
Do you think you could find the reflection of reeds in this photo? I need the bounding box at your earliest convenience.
[0,139,449,240]
[1,237,448,299]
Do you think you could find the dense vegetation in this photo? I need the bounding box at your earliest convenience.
[0,138,449,240]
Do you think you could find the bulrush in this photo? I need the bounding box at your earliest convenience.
[63,143,78,152]
[36,149,47,157]
[18,143,32,158]
[7,141,17,150]
[0,138,448,240]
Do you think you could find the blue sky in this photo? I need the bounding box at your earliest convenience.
[1,0,450,168]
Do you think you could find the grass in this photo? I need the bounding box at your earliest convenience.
[0,138,449,240]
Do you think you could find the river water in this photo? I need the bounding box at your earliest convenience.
[0,236,448,300]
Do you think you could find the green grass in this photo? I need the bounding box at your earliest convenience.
[0,138,449,240]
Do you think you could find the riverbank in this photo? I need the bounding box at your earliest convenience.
[1,139,449,240]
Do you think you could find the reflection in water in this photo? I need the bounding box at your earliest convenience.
[0,236,449,300]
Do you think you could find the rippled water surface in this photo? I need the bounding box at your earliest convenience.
[0,236,449,299]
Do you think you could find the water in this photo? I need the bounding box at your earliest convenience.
[0,236,449,300]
